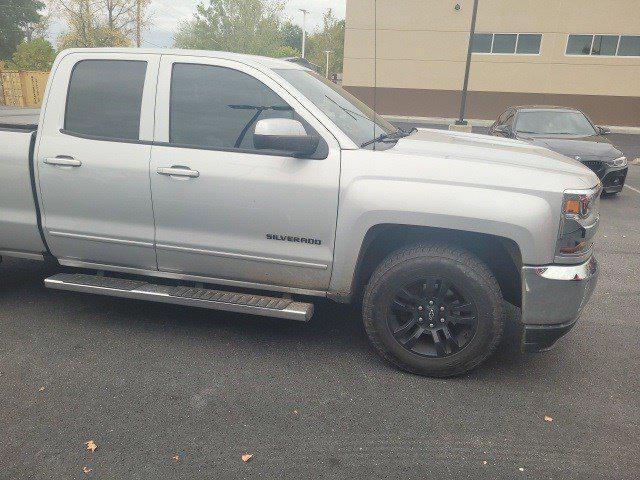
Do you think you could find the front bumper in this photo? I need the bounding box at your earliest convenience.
[521,255,599,352]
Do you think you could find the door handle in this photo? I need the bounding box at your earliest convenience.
[157,166,200,178]
[44,156,82,167]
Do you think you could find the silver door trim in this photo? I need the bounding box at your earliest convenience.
[57,258,329,298]
[0,250,45,261]
[48,230,155,248]
[156,243,329,270]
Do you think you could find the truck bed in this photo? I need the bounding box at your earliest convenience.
[0,127,47,259]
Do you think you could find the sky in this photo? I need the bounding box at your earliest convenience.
[49,0,347,49]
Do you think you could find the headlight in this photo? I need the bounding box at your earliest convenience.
[612,156,627,167]
[556,186,601,259]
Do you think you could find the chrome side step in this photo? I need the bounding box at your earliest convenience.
[44,273,314,322]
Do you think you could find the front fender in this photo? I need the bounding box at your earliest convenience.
[329,177,559,297]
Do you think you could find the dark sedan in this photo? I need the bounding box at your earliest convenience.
[489,106,628,194]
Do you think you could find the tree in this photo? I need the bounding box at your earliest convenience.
[307,9,345,77]
[174,0,291,57]
[9,38,57,70]
[49,0,151,48]
[279,20,302,54]
[0,0,44,60]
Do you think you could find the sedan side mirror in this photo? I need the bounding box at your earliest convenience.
[597,126,611,135]
[493,124,513,137]
[253,118,320,158]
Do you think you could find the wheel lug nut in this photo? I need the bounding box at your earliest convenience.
[428,301,434,306]
[440,306,445,311]
[418,317,423,322]
[440,319,445,323]
[418,306,423,311]
[429,323,434,328]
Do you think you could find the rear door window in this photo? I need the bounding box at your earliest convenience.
[64,60,147,141]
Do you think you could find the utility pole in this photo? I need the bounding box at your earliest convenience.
[135,0,141,47]
[456,0,479,126]
[299,9,309,58]
[324,50,332,78]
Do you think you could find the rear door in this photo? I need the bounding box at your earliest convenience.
[149,55,341,292]
[35,52,160,270]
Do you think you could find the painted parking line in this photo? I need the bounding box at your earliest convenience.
[624,184,640,195]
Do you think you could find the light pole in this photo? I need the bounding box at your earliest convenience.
[324,50,332,78]
[456,0,480,126]
[299,9,309,58]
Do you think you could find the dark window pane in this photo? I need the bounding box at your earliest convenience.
[618,35,640,56]
[65,60,147,140]
[492,34,517,54]
[591,35,618,55]
[517,34,542,54]
[472,33,492,53]
[566,35,593,55]
[170,64,295,150]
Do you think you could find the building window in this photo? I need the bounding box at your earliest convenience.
[566,34,640,56]
[472,33,542,55]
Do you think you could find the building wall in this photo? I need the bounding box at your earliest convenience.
[343,0,640,126]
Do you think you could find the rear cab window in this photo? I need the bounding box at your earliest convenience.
[64,60,147,141]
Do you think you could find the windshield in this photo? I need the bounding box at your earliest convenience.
[275,68,397,148]
[515,110,597,136]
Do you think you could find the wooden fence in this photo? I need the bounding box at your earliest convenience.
[0,70,50,108]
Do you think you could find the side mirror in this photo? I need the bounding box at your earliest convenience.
[253,118,320,158]
[597,126,610,135]
[493,124,513,137]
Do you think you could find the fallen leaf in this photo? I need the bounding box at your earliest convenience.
[242,453,253,463]
[172,454,180,462]
[519,467,525,472]
[482,460,488,466]
[85,440,98,452]
[293,410,299,414]
[544,415,553,422]
[82,466,92,474]
[38,387,45,392]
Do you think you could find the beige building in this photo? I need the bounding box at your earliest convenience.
[343,0,640,127]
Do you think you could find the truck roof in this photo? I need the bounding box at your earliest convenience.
[59,48,307,71]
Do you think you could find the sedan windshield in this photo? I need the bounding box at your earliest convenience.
[275,68,398,148]
[515,110,597,136]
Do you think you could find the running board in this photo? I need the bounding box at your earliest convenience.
[44,273,314,322]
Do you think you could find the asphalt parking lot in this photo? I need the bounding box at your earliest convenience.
[1,112,639,479]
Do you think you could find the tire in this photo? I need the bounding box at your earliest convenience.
[362,243,505,377]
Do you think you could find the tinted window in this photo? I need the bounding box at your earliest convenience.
[492,34,517,54]
[591,35,618,55]
[566,35,593,55]
[170,64,299,150]
[515,111,596,136]
[472,34,492,53]
[65,60,147,140]
[618,36,640,56]
[517,34,542,54]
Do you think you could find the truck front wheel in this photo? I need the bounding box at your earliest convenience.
[362,243,505,377]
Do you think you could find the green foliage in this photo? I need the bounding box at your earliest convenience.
[175,0,288,57]
[0,0,44,60]
[9,38,56,70]
[306,10,345,77]
[174,0,345,74]
[57,27,132,50]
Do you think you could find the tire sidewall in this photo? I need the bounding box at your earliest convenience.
[365,253,503,374]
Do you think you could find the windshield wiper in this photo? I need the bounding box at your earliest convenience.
[360,127,416,148]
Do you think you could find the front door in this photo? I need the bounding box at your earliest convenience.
[149,56,341,291]
[36,52,160,270]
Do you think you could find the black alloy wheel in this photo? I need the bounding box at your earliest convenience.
[389,277,478,357]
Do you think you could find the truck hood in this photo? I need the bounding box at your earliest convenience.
[391,128,599,188]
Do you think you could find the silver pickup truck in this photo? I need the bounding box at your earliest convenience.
[0,48,601,376]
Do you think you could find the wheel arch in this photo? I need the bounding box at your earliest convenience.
[341,224,523,308]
